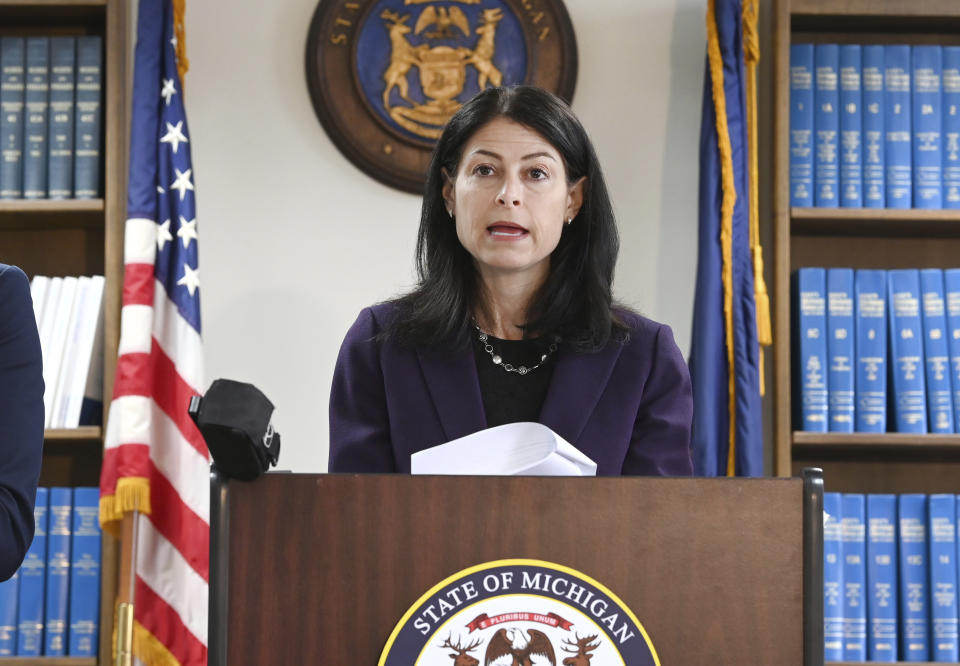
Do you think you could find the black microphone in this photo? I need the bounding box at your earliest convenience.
[188,379,280,481]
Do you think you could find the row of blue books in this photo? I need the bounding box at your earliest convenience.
[825,493,960,662]
[0,487,101,657]
[790,43,960,209]
[796,267,960,433]
[0,35,102,200]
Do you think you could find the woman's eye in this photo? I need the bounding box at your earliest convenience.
[474,164,494,176]
[529,167,547,180]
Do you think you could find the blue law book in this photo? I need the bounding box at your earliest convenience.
[790,43,815,207]
[944,269,960,431]
[0,37,26,199]
[68,488,101,656]
[866,494,898,661]
[47,37,75,199]
[929,494,959,661]
[913,45,944,208]
[827,268,855,431]
[0,571,18,656]
[43,487,71,656]
[863,45,886,208]
[921,269,955,433]
[888,269,928,432]
[885,45,913,208]
[855,270,888,432]
[22,37,48,199]
[944,47,960,208]
[73,36,102,199]
[17,487,47,656]
[796,268,828,431]
[824,492,845,661]
[839,45,863,207]
[900,493,930,662]
[815,44,840,207]
[841,494,867,660]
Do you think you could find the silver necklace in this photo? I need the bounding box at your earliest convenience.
[474,324,560,375]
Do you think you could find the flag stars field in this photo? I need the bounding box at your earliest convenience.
[177,217,197,248]
[160,120,188,154]
[170,167,194,200]
[157,219,173,251]
[177,264,200,297]
[161,77,177,105]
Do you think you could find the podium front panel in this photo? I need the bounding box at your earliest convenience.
[222,474,803,664]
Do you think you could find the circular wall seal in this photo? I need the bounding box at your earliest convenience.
[305,0,578,194]
[379,559,660,665]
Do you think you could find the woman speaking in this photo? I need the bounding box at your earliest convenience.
[328,86,692,476]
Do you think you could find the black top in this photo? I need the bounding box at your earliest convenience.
[472,332,557,427]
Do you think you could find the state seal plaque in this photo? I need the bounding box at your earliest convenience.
[379,559,660,665]
[305,0,578,193]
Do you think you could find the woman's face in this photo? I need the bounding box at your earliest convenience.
[443,117,584,286]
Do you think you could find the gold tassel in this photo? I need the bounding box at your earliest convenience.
[134,620,184,666]
[172,0,189,87]
[99,477,151,537]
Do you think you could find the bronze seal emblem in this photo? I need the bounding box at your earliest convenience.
[305,0,578,193]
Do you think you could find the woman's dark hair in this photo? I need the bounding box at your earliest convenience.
[390,85,627,351]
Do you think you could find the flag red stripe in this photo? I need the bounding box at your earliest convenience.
[147,460,209,581]
[100,444,151,495]
[122,262,155,307]
[113,343,208,459]
[135,577,207,666]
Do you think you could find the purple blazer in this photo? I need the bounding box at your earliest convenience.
[328,303,693,476]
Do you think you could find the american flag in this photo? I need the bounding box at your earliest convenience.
[99,0,208,664]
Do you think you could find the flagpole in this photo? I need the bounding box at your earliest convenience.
[115,511,138,666]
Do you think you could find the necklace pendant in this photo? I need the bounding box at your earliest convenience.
[518,366,528,375]
[492,354,502,365]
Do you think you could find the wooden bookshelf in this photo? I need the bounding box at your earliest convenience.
[0,0,126,663]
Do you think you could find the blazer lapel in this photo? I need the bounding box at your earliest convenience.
[539,342,623,443]
[416,344,487,442]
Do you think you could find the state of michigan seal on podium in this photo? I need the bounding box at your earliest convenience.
[379,559,659,665]
[305,0,577,193]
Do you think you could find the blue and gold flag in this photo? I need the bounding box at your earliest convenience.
[690,0,769,477]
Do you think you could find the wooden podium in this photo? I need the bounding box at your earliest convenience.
[208,469,824,665]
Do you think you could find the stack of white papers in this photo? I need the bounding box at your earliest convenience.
[411,422,597,476]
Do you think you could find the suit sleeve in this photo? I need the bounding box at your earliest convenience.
[328,308,397,472]
[622,323,694,476]
[0,266,44,580]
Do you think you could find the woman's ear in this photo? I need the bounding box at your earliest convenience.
[566,176,587,220]
[441,168,455,215]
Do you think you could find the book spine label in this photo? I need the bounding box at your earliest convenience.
[839,45,863,207]
[0,37,26,199]
[944,47,960,208]
[900,493,930,661]
[43,487,71,655]
[863,45,886,207]
[790,43,815,207]
[921,269,955,433]
[929,494,959,661]
[22,37,48,199]
[827,268,855,431]
[888,269,928,432]
[913,45,943,208]
[68,487,101,656]
[17,488,47,656]
[885,45,913,208]
[798,268,828,431]
[0,572,18,656]
[73,36,101,199]
[47,37,75,199]
[944,269,960,431]
[866,494,897,661]
[824,492,844,660]
[815,44,840,207]
[841,494,867,660]
[855,270,887,432]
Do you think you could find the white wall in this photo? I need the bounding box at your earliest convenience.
[184,0,706,473]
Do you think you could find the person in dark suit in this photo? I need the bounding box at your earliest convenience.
[329,86,693,475]
[0,264,44,580]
